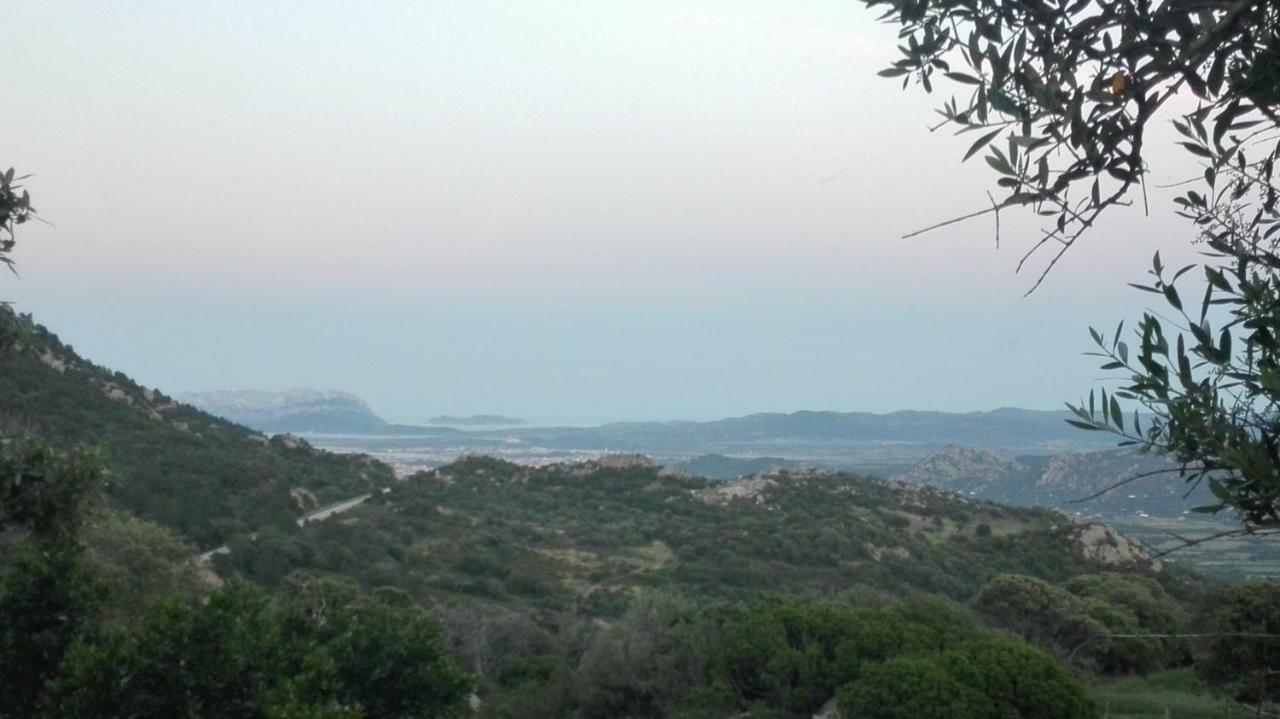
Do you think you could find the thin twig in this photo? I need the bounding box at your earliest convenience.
[901,205,1000,240]
[1068,466,1189,504]
[987,191,1001,249]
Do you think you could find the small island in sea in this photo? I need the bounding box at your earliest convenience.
[427,414,528,426]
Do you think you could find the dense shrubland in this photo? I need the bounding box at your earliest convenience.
[0,436,1113,718]
[228,456,1162,608]
[217,455,1280,716]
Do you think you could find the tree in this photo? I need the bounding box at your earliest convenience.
[0,439,473,717]
[1194,580,1280,704]
[45,579,474,718]
[0,165,35,349]
[971,574,1104,660]
[0,166,34,276]
[835,638,1098,719]
[0,439,99,541]
[79,509,206,627]
[572,595,716,719]
[0,440,103,717]
[937,636,1099,719]
[712,600,935,714]
[1067,573,1188,672]
[864,0,1280,532]
[866,0,1277,286]
[836,655,992,719]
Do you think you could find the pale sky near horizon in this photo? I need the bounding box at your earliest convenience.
[6,1,1206,423]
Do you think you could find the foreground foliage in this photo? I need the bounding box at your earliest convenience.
[865,0,1280,535]
[0,166,33,275]
[1088,668,1244,719]
[0,440,472,718]
[47,580,472,718]
[1195,580,1280,704]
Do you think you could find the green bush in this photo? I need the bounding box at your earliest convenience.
[45,581,473,718]
[836,655,991,719]
[1194,581,1280,704]
[837,637,1097,719]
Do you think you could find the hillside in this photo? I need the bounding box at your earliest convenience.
[226,455,1173,613]
[893,444,1211,517]
[669,453,809,479]
[179,389,389,434]
[890,445,1280,577]
[215,454,1207,715]
[0,311,395,548]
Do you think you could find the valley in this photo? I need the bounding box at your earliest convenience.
[186,388,1280,578]
[3,311,1277,717]
[8,2,1280,714]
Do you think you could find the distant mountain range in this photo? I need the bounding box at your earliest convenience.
[177,389,1197,522]
[185,390,1117,464]
[506,408,1116,457]
[170,386,1222,527]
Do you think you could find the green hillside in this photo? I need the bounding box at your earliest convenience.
[228,456,1177,609]
[218,455,1250,717]
[0,311,394,548]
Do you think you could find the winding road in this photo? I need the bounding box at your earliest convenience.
[195,488,388,563]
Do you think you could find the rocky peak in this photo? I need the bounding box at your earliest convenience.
[893,444,1027,494]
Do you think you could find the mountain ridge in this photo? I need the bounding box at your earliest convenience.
[176,388,1112,451]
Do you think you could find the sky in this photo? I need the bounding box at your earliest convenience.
[6,1,1206,423]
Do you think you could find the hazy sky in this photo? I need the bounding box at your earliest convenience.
[7,1,1205,422]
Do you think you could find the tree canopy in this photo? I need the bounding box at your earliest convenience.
[865,0,1280,534]
[868,0,1277,286]
[0,167,34,276]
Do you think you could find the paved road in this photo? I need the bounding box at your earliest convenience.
[301,493,372,523]
[195,488,387,563]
